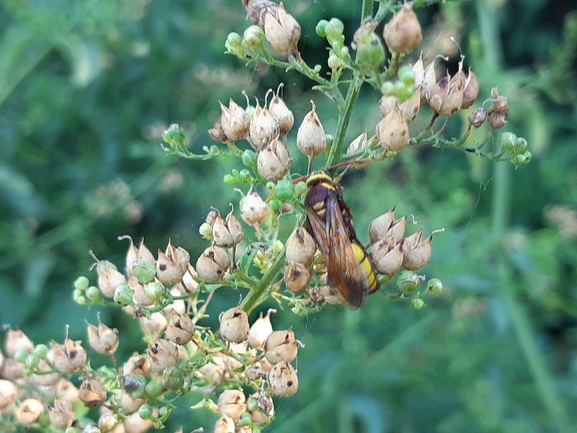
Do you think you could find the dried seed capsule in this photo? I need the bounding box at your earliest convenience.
[468,106,488,128]
[4,329,34,358]
[0,379,18,411]
[15,398,44,426]
[487,87,509,130]
[86,320,119,355]
[48,399,75,429]
[156,241,190,285]
[220,99,251,142]
[248,309,274,350]
[78,378,107,408]
[269,86,294,136]
[268,361,298,397]
[376,106,408,152]
[212,212,234,248]
[196,246,230,282]
[220,306,250,343]
[263,3,301,53]
[399,91,421,123]
[50,338,87,374]
[283,262,312,294]
[369,238,403,275]
[368,208,396,244]
[98,412,117,431]
[148,338,178,374]
[214,415,235,433]
[257,138,291,181]
[296,101,326,167]
[346,132,372,169]
[123,355,151,377]
[383,4,422,54]
[402,234,432,270]
[218,389,247,420]
[165,313,194,345]
[428,71,465,116]
[264,329,298,364]
[250,106,280,149]
[421,60,438,102]
[462,68,479,109]
[239,186,269,228]
[93,257,126,298]
[379,95,398,117]
[285,227,316,266]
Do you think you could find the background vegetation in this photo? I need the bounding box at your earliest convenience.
[1,0,576,431]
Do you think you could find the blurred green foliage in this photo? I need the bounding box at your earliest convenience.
[1,0,576,432]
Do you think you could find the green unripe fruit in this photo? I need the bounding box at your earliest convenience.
[398,65,416,86]
[242,149,258,166]
[162,366,185,391]
[145,282,165,302]
[275,178,295,201]
[138,404,155,420]
[223,174,235,184]
[163,124,186,149]
[325,18,344,39]
[412,298,425,309]
[294,181,307,197]
[86,286,101,301]
[133,259,157,284]
[33,344,49,359]
[427,278,443,294]
[114,283,133,306]
[14,350,29,363]
[316,19,329,37]
[74,276,90,291]
[123,374,147,399]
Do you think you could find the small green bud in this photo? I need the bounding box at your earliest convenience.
[163,124,186,149]
[25,354,40,369]
[114,283,133,306]
[73,288,84,303]
[138,404,155,421]
[199,222,213,240]
[162,366,185,391]
[394,80,413,102]
[275,178,295,201]
[513,154,527,165]
[145,282,165,302]
[268,198,282,212]
[14,349,29,363]
[133,259,157,284]
[499,132,516,152]
[355,31,385,72]
[239,169,253,183]
[86,286,101,301]
[381,81,395,95]
[328,53,344,70]
[398,65,416,86]
[514,137,527,153]
[239,411,253,426]
[74,276,90,291]
[123,374,147,399]
[316,19,329,38]
[271,239,284,254]
[225,32,243,55]
[243,25,265,48]
[294,181,307,197]
[412,298,425,309]
[325,18,344,39]
[427,278,443,294]
[223,174,235,184]
[242,149,258,166]
[33,344,49,359]
[76,295,88,305]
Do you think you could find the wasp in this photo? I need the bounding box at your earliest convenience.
[304,171,379,309]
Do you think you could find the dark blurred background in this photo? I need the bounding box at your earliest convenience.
[1,0,576,431]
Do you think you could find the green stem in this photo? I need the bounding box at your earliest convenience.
[240,249,286,314]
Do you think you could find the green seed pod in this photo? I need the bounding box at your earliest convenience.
[162,366,185,391]
[114,283,133,306]
[427,278,443,294]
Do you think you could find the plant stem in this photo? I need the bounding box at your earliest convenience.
[240,249,286,314]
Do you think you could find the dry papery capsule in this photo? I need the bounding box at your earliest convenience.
[220,98,251,142]
[249,103,280,149]
[239,186,269,228]
[217,389,247,421]
[15,398,44,426]
[4,329,34,358]
[428,70,465,116]
[92,254,126,298]
[285,226,316,266]
[376,107,408,152]
[49,338,87,374]
[368,207,396,244]
[399,91,421,123]
[214,415,235,433]
[402,231,433,271]
[196,245,230,283]
[283,262,312,294]
[268,84,294,136]
[120,235,155,277]
[487,87,509,130]
[263,3,301,53]
[257,138,291,182]
[296,101,326,165]
[213,209,244,248]
[468,106,488,128]
[369,237,404,276]
[86,319,119,355]
[248,308,275,350]
[165,313,194,345]
[156,241,190,285]
[346,131,372,169]
[148,338,178,374]
[78,378,107,408]
[264,329,299,364]
[123,354,151,377]
[383,3,422,54]
[268,361,298,397]
[220,306,250,343]
[124,409,155,433]
[461,68,479,109]
[0,379,18,411]
[48,399,75,429]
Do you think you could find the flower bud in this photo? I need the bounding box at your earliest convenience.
[196,246,230,282]
[50,338,87,374]
[383,4,422,54]
[165,313,194,345]
[16,398,44,425]
[156,241,190,285]
[264,330,298,364]
[239,186,269,228]
[369,238,403,275]
[257,138,291,181]
[148,338,178,374]
[5,329,34,358]
[218,389,247,420]
[427,278,443,294]
[249,106,280,149]
[0,379,18,411]
[263,3,301,53]
[461,68,479,109]
[248,309,274,350]
[487,87,509,129]
[123,355,151,377]
[219,307,250,343]
[269,86,294,136]
[48,399,75,429]
[87,320,119,355]
[402,233,432,270]
[220,99,251,142]
[214,415,235,433]
[114,283,133,306]
[468,106,488,127]
[132,259,156,284]
[296,101,326,162]
[268,361,298,397]
[285,227,316,266]
[376,106,408,152]
[368,208,396,244]
[243,25,265,49]
[78,378,107,408]
[283,262,312,294]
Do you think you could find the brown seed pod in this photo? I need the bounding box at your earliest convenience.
[86,320,119,355]
[50,338,87,374]
[148,338,178,374]
[296,101,326,165]
[285,227,316,266]
[48,399,75,429]
[263,329,299,364]
[269,85,295,136]
[263,3,301,54]
[15,398,44,426]
[369,238,404,276]
[368,208,396,244]
[219,306,250,343]
[383,4,422,54]
[196,246,230,283]
[220,99,251,142]
[217,389,247,421]
[239,186,269,228]
[268,361,298,397]
[283,262,312,294]
[376,106,409,152]
[250,106,280,149]
[248,309,274,350]
[257,138,291,181]
[78,378,107,408]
